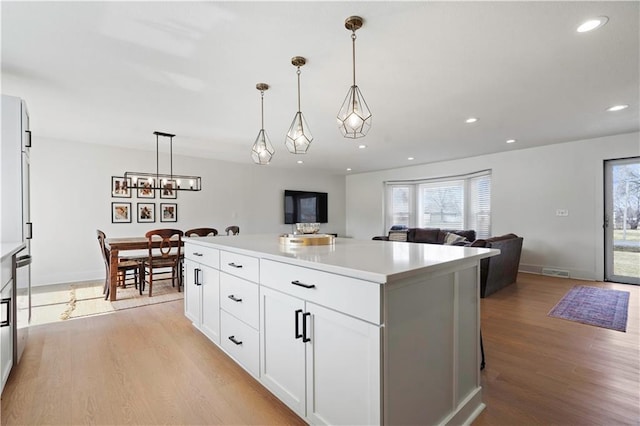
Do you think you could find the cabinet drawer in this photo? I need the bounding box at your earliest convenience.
[220,251,259,283]
[260,260,382,325]
[220,273,259,329]
[220,310,259,378]
[184,243,219,268]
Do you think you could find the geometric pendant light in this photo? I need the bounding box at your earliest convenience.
[285,56,313,154]
[251,83,275,165]
[337,16,372,139]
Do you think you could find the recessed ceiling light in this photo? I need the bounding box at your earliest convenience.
[297,160,303,164]
[606,104,629,112]
[358,144,367,149]
[346,168,352,171]
[408,157,415,161]
[506,139,516,144]
[465,117,479,124]
[577,16,608,33]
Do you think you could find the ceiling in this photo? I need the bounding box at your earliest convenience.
[2,1,638,175]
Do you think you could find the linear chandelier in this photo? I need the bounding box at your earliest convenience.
[337,15,372,139]
[125,131,202,192]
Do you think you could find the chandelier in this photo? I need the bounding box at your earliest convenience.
[125,131,202,192]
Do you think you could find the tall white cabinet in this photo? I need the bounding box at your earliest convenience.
[184,236,497,426]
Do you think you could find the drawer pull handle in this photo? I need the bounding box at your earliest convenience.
[193,252,203,257]
[228,335,243,345]
[291,280,315,289]
[302,312,311,343]
[228,294,243,303]
[228,262,243,269]
[1,298,11,327]
[294,309,303,339]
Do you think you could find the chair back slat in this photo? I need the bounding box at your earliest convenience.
[145,228,183,259]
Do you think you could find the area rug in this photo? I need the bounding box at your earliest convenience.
[548,285,630,332]
[31,279,183,325]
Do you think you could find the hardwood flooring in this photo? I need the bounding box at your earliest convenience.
[1,273,638,425]
[474,273,640,426]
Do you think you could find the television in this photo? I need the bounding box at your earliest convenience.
[284,190,328,224]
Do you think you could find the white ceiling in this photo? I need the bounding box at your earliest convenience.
[2,1,638,175]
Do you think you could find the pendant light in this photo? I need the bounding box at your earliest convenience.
[251,83,275,165]
[337,16,372,139]
[285,56,313,154]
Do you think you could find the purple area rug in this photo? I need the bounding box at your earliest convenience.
[548,285,630,332]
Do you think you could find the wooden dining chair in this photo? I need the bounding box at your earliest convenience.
[185,227,218,237]
[96,230,141,300]
[142,228,183,297]
[225,225,240,236]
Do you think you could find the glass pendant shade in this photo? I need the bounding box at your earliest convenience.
[251,129,274,165]
[251,83,274,165]
[285,111,313,154]
[286,56,313,154]
[337,85,372,138]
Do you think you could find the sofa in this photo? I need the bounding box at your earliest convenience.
[468,233,523,298]
[372,227,476,245]
[373,228,523,298]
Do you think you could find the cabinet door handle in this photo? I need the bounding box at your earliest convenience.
[228,262,243,269]
[0,298,11,327]
[25,130,32,148]
[302,312,311,343]
[228,335,243,345]
[228,294,242,303]
[26,222,33,240]
[291,280,316,289]
[294,309,303,339]
[194,268,202,286]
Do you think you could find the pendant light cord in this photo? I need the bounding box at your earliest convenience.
[351,32,357,87]
[260,89,265,130]
[297,68,302,112]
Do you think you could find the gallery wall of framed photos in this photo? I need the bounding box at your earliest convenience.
[111,176,178,224]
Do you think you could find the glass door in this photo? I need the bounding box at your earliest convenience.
[604,157,640,285]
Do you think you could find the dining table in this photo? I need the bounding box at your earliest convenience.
[104,236,182,301]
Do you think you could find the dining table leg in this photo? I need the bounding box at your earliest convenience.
[109,247,119,302]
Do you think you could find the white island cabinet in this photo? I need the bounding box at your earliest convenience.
[184,245,220,344]
[183,235,498,426]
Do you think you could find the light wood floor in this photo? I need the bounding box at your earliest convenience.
[1,273,638,425]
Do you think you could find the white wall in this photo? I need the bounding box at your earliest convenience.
[346,132,640,281]
[31,138,346,286]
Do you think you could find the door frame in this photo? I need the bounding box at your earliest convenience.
[604,156,640,285]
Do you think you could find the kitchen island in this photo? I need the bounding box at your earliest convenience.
[183,234,498,425]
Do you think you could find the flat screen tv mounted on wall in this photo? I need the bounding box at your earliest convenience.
[284,190,328,224]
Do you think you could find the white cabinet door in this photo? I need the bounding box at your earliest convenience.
[305,302,381,426]
[184,259,201,326]
[259,286,306,418]
[1,281,13,391]
[184,259,220,345]
[200,264,220,345]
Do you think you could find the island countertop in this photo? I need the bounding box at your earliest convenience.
[185,234,499,284]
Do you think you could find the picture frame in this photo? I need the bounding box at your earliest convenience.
[137,177,156,199]
[137,202,155,223]
[160,179,178,199]
[111,176,131,198]
[111,202,132,223]
[160,203,178,222]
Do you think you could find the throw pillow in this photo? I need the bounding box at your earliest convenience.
[444,232,467,245]
[388,231,408,242]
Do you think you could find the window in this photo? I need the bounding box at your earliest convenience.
[385,170,491,238]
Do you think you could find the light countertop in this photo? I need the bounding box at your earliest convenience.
[185,234,499,283]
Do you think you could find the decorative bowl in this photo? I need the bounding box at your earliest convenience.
[296,223,320,234]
